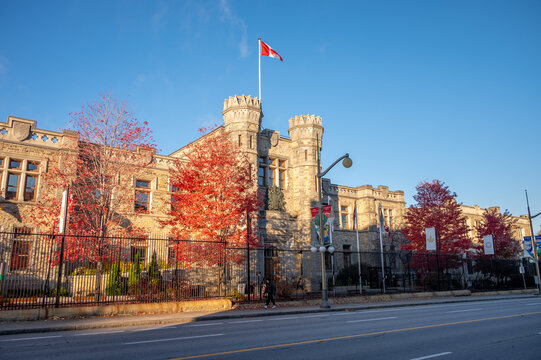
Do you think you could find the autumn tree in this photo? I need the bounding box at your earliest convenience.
[32,92,155,295]
[476,208,521,258]
[162,127,261,268]
[402,180,473,255]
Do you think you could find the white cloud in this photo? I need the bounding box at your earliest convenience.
[219,0,249,58]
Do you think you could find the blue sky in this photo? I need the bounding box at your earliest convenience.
[1,0,540,232]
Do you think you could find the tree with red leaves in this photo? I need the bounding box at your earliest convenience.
[402,180,473,255]
[476,208,520,258]
[162,127,261,268]
[32,92,156,264]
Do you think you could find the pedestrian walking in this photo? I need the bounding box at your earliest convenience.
[263,279,276,309]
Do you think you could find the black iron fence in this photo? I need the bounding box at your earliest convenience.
[0,231,537,310]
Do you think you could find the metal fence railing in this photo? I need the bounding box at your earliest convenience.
[0,231,538,310]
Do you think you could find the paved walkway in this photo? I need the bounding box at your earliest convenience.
[1,293,538,335]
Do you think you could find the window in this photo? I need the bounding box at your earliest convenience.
[131,246,147,263]
[325,252,333,270]
[6,173,20,200]
[341,206,349,229]
[11,241,31,270]
[10,228,33,271]
[258,156,286,188]
[343,244,352,267]
[135,180,150,212]
[168,242,180,265]
[171,185,179,203]
[2,158,40,202]
[258,157,267,186]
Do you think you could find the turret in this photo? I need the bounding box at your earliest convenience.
[222,95,262,158]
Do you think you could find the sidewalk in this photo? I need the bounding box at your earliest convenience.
[0,292,538,335]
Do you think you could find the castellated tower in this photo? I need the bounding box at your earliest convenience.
[222,95,262,166]
[288,114,323,245]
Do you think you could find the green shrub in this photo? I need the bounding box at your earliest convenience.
[335,264,360,286]
[50,286,71,297]
[128,253,142,289]
[226,289,245,302]
[147,251,162,285]
[105,260,126,296]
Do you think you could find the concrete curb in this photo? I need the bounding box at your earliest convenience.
[0,299,232,322]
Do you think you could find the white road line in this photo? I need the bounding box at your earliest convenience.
[74,330,124,336]
[303,314,329,318]
[331,312,353,316]
[347,316,398,323]
[123,333,223,345]
[268,316,299,321]
[131,326,177,332]
[447,308,481,313]
[187,322,224,327]
[230,319,263,324]
[1,335,63,342]
[410,352,452,360]
[526,303,541,306]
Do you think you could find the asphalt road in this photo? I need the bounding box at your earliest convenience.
[1,297,540,360]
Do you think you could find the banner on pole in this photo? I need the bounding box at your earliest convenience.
[311,205,332,244]
[523,236,541,258]
[425,227,437,251]
[483,235,494,255]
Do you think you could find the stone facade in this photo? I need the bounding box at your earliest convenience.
[0,96,533,290]
[460,205,531,244]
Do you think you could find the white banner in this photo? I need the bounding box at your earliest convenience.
[425,227,437,251]
[483,235,494,255]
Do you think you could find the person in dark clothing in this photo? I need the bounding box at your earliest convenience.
[263,279,276,309]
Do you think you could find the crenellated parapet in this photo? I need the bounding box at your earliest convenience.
[222,95,263,131]
[288,115,323,142]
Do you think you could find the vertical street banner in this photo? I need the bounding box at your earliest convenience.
[311,205,332,244]
[483,235,494,255]
[425,227,437,251]
[523,236,541,258]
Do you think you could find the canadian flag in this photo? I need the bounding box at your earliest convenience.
[260,40,283,61]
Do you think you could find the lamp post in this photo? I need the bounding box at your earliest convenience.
[314,151,353,308]
[525,190,541,293]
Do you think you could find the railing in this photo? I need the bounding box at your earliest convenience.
[0,231,537,310]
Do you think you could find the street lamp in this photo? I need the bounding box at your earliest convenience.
[525,190,541,293]
[316,152,352,308]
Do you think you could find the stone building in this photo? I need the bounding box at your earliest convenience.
[0,95,533,292]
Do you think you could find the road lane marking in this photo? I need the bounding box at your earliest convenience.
[1,335,63,342]
[123,333,223,345]
[410,352,452,360]
[526,303,541,306]
[74,330,124,336]
[169,310,541,360]
[131,326,177,332]
[447,308,481,313]
[187,323,223,327]
[267,316,299,321]
[230,320,263,324]
[303,314,329,318]
[347,316,398,323]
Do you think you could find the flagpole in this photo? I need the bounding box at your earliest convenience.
[354,200,362,295]
[378,203,386,293]
[258,38,261,101]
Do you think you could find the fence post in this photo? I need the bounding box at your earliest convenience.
[54,234,66,308]
[246,208,251,302]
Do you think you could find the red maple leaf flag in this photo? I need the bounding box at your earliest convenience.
[260,39,283,61]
